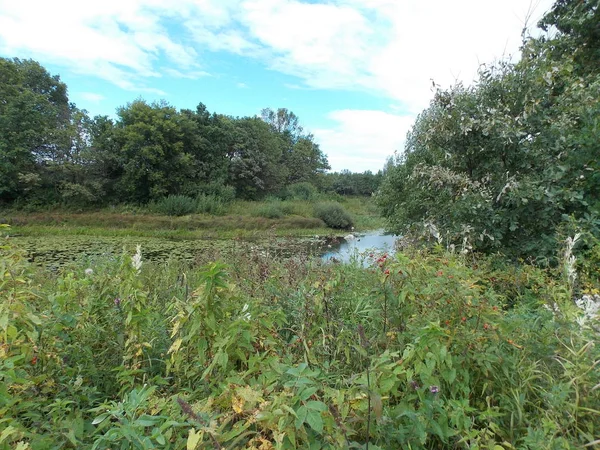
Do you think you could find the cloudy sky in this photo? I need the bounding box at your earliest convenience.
[0,0,554,172]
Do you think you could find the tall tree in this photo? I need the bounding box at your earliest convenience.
[0,58,71,201]
[260,108,329,184]
[110,100,193,203]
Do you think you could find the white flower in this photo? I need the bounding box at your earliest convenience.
[131,245,143,274]
[563,233,581,287]
[85,268,93,276]
[574,294,600,326]
[241,303,251,321]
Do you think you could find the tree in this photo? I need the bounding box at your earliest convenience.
[377,0,600,260]
[0,58,71,202]
[260,108,329,185]
[110,100,193,203]
[228,117,286,199]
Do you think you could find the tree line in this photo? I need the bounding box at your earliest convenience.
[377,0,599,261]
[0,59,383,207]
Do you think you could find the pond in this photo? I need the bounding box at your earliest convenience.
[320,229,399,264]
[8,230,397,269]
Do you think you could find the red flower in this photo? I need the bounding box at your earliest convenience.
[384,269,390,275]
[436,270,443,276]
[31,356,38,365]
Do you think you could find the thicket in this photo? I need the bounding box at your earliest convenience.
[377,0,600,262]
[1,230,598,449]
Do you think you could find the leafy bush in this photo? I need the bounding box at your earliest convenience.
[287,182,317,200]
[254,203,285,219]
[313,202,354,229]
[153,195,197,216]
[196,182,236,204]
[196,194,226,215]
[377,3,600,260]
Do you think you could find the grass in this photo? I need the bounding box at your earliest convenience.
[1,196,383,238]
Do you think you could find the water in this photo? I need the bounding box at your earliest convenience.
[321,229,399,264]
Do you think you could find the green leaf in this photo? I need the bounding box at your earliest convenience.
[305,401,327,412]
[91,413,109,425]
[294,405,308,430]
[305,410,323,434]
[299,387,318,401]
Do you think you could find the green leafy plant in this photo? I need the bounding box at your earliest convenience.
[153,195,197,216]
[313,202,354,229]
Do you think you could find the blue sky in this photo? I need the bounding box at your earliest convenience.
[0,0,554,172]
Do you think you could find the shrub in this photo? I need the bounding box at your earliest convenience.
[197,183,236,204]
[287,182,317,200]
[313,202,354,229]
[153,195,197,216]
[255,203,285,219]
[196,194,226,215]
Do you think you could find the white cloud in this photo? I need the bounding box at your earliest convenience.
[236,82,249,88]
[312,110,415,173]
[0,0,202,92]
[0,0,557,170]
[0,0,555,110]
[78,92,105,102]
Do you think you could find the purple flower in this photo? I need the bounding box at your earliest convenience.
[429,385,440,394]
[410,380,420,390]
[114,297,121,307]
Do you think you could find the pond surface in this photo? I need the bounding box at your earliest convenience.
[10,234,325,270]
[8,230,396,269]
[321,229,398,264]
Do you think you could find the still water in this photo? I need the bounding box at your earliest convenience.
[321,229,399,263]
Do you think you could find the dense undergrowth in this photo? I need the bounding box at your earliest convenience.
[1,230,599,449]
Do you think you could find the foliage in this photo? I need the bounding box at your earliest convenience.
[152,195,198,217]
[377,0,600,261]
[319,170,383,196]
[313,202,354,229]
[285,182,318,201]
[1,234,599,448]
[0,59,332,207]
[254,203,286,219]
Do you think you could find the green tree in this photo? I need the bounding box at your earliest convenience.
[109,100,194,203]
[378,1,600,260]
[228,117,286,199]
[0,58,71,202]
[260,107,329,184]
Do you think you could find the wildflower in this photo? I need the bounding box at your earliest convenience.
[429,385,439,394]
[483,323,489,330]
[131,245,143,274]
[241,303,251,321]
[384,269,390,275]
[85,268,93,276]
[563,233,581,287]
[114,297,121,307]
[410,380,420,390]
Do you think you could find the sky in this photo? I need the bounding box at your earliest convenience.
[0,0,555,172]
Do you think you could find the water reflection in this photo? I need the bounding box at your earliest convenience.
[321,229,398,264]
